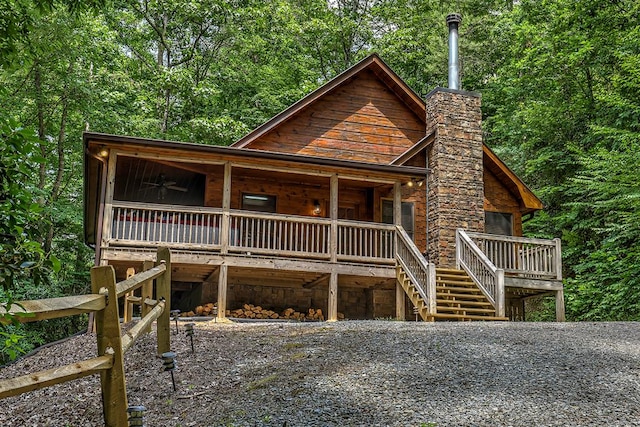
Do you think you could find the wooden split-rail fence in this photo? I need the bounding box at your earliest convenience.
[0,247,172,426]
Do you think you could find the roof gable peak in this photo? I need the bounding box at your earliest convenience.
[231,53,426,149]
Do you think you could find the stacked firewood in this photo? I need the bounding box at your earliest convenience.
[182,302,344,321]
[180,302,217,318]
[227,304,325,321]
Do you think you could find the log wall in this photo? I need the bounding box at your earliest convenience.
[246,70,425,164]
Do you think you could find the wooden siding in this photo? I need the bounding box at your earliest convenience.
[484,166,523,236]
[245,70,425,164]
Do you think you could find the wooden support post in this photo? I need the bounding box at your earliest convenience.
[330,174,338,263]
[496,268,505,318]
[393,182,401,227]
[155,247,171,356]
[554,238,563,281]
[556,289,565,322]
[141,260,154,333]
[395,281,405,321]
[217,264,228,320]
[220,162,232,254]
[123,267,135,323]
[90,265,128,427]
[327,272,338,322]
[100,152,117,250]
[427,262,437,317]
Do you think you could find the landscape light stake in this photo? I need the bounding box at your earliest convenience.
[185,322,195,353]
[127,405,146,426]
[170,309,181,334]
[162,351,177,391]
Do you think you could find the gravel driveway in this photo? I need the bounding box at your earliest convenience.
[1,321,639,426]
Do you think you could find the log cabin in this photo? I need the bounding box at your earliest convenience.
[83,51,564,322]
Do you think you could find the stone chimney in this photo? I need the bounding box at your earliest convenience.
[423,13,484,267]
[424,89,484,267]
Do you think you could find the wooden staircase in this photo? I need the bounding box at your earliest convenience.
[396,266,431,321]
[397,266,508,322]
[434,268,508,321]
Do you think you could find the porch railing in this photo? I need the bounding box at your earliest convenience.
[338,220,396,263]
[465,231,562,280]
[456,229,505,317]
[108,202,395,263]
[395,226,436,316]
[229,211,330,258]
[111,202,222,249]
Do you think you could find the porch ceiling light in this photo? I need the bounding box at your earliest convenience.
[406,178,424,188]
[97,145,109,158]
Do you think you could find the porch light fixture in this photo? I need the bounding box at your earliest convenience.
[313,200,321,216]
[97,145,109,158]
[405,178,424,188]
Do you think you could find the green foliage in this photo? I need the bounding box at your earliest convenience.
[0,0,639,347]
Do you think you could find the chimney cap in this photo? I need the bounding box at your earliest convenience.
[446,13,462,25]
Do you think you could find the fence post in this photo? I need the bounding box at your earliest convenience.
[90,265,128,427]
[156,247,171,355]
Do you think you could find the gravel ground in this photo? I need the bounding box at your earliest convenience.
[1,321,640,426]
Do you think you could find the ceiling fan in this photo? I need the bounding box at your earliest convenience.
[141,173,188,200]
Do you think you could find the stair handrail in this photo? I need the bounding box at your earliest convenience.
[455,229,505,317]
[395,226,437,316]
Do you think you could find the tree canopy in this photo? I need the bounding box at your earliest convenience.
[1,0,640,359]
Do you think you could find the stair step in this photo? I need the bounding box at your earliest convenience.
[436,286,483,294]
[436,292,489,300]
[436,274,471,281]
[431,313,509,321]
[435,268,467,275]
[437,306,498,314]
[436,279,476,288]
[436,299,493,307]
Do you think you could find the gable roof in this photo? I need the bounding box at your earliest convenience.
[231,53,426,149]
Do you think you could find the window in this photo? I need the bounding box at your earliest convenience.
[382,200,415,239]
[485,212,513,236]
[242,194,276,213]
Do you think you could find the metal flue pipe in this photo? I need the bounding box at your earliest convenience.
[446,13,462,90]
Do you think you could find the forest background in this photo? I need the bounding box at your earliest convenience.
[1,0,639,363]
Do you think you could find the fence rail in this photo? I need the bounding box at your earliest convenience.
[0,247,172,426]
[456,229,505,317]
